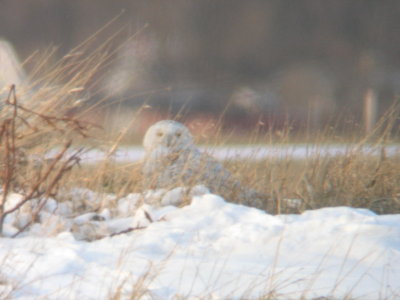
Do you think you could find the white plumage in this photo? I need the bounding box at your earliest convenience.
[141,120,268,209]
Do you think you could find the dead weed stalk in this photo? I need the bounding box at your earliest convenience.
[0,85,89,236]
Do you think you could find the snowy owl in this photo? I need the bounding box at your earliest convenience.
[141,120,269,209]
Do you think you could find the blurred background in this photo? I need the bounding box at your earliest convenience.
[1,0,400,141]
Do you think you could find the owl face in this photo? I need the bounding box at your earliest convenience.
[143,120,193,153]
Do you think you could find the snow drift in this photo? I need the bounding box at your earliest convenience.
[0,189,399,299]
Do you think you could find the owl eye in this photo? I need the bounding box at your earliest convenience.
[156,131,163,137]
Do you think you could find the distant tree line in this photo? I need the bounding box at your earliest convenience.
[1,0,399,128]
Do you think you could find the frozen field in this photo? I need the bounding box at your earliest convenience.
[76,144,400,163]
[1,188,400,299]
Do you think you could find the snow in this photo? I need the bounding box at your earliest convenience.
[71,144,400,163]
[1,189,400,299]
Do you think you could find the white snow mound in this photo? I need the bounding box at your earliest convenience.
[0,189,399,300]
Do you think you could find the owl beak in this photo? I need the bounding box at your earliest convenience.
[166,136,172,147]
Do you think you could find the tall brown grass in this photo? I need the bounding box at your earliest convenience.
[1,21,400,234]
[64,101,400,215]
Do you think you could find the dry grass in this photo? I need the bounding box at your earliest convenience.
[60,103,400,215]
[0,22,127,235]
[2,39,400,225]
[0,84,89,235]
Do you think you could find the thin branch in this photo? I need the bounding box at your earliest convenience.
[3,142,72,216]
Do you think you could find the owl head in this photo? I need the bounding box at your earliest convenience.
[143,120,194,153]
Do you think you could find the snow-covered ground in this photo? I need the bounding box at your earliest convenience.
[72,144,400,163]
[1,188,399,300]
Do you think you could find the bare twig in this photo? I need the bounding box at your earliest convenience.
[0,85,88,235]
[110,226,146,237]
